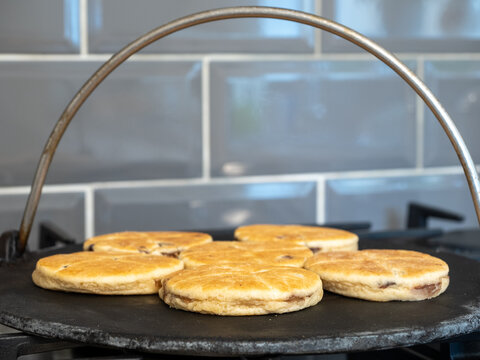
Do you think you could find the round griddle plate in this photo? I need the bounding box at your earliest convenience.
[1,245,479,357]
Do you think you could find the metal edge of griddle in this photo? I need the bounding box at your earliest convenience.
[0,302,479,357]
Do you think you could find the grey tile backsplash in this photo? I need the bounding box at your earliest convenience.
[0,1,478,250]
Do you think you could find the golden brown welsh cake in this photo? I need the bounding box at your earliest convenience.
[32,252,183,295]
[304,249,449,301]
[235,224,358,253]
[159,264,323,315]
[83,231,212,257]
[179,241,313,268]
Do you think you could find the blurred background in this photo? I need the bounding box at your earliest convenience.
[1,0,480,251]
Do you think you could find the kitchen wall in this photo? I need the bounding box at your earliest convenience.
[1,0,479,250]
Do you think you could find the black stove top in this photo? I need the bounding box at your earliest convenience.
[426,229,480,261]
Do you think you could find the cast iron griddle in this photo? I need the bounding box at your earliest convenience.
[0,244,479,356]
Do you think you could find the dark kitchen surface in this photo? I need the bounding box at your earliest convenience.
[0,242,479,357]
[426,228,480,261]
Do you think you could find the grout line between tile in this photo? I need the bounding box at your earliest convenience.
[0,184,91,195]
[79,0,88,57]
[42,184,93,193]
[83,175,325,190]
[84,186,95,239]
[0,166,468,195]
[29,166,462,190]
[416,57,425,169]
[0,54,105,61]
[398,53,480,60]
[303,53,480,60]
[0,54,204,62]
[0,187,31,195]
[0,52,460,63]
[316,0,322,16]
[1,53,480,62]
[321,166,464,180]
[169,53,380,61]
[316,177,326,225]
[202,58,211,180]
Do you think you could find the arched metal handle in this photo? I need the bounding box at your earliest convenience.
[17,6,480,254]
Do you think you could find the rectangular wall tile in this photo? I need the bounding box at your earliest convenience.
[0,0,79,53]
[325,174,477,231]
[0,61,202,186]
[424,61,480,167]
[0,192,85,251]
[88,0,314,53]
[322,0,480,53]
[94,182,316,235]
[210,60,417,177]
